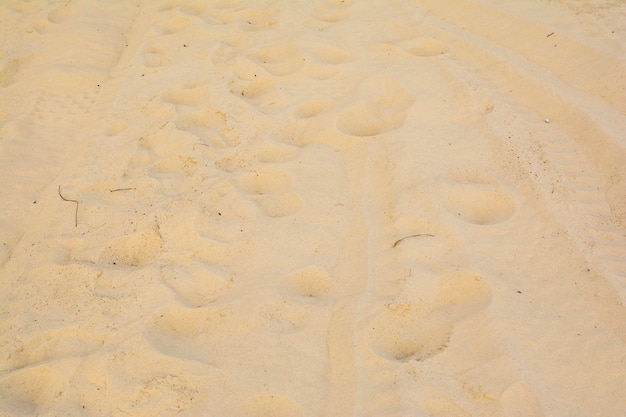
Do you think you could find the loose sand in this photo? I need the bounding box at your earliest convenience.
[1,1,625,416]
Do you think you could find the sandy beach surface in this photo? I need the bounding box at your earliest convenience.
[1,1,625,416]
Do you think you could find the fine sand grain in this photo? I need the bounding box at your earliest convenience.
[1,1,625,416]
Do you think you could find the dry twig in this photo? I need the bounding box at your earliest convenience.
[392,233,434,248]
[58,185,79,227]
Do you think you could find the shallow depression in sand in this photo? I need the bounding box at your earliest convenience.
[439,181,516,225]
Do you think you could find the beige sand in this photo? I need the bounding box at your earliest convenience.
[1,1,625,416]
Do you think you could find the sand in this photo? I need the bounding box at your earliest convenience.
[1,1,625,416]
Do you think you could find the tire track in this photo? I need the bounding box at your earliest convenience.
[410,4,626,357]
[417,0,626,113]
[412,1,626,302]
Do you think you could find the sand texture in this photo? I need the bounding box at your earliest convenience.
[1,1,625,416]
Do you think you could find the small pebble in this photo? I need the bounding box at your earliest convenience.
[544,118,550,123]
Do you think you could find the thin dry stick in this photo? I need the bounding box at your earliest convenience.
[58,185,79,227]
[109,187,135,192]
[392,233,434,248]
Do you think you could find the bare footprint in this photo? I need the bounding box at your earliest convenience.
[367,303,452,362]
[367,271,492,362]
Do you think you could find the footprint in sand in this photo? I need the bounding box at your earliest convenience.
[439,179,516,225]
[145,293,311,365]
[4,274,104,370]
[231,75,280,104]
[310,0,352,24]
[232,166,303,218]
[294,100,334,119]
[162,80,241,147]
[176,107,240,148]
[254,192,303,218]
[311,45,352,66]
[401,36,449,58]
[228,59,286,112]
[336,75,415,136]
[233,166,292,194]
[252,43,306,76]
[162,82,212,106]
[256,139,301,163]
[367,271,492,362]
[194,182,258,241]
[144,304,241,365]
[160,261,229,308]
[212,37,250,64]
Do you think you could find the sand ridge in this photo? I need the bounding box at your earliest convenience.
[1,1,625,416]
